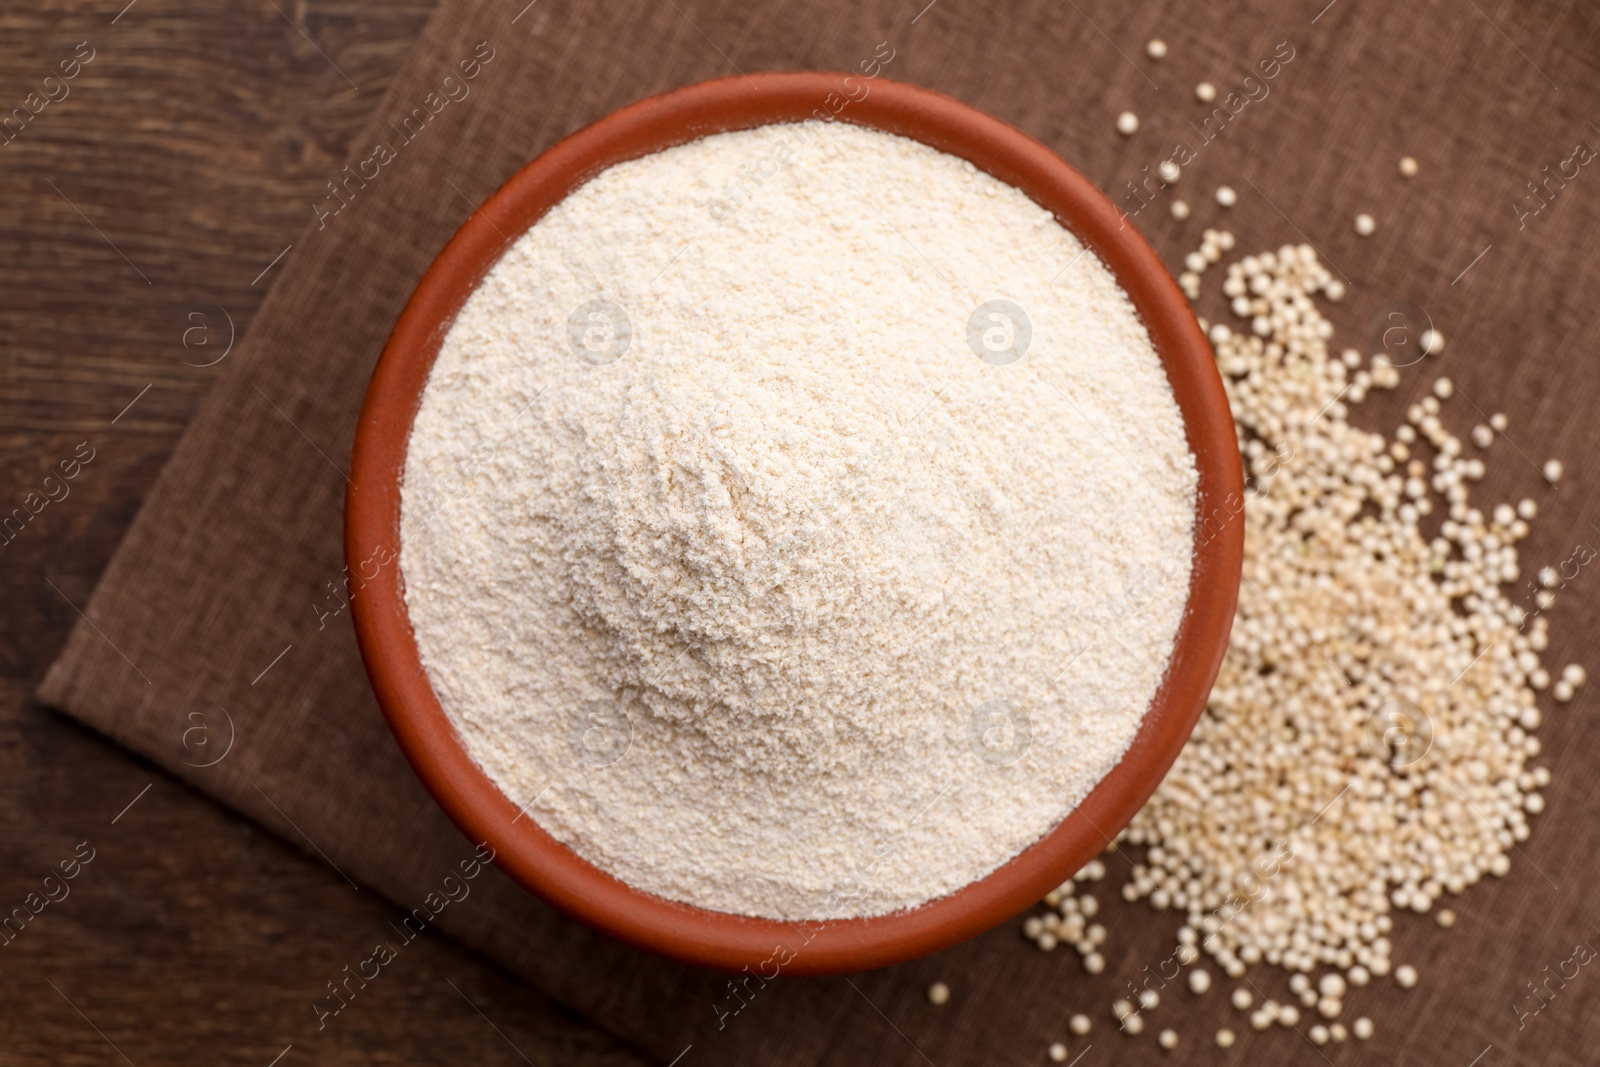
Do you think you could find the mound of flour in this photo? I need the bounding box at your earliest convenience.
[400,121,1196,920]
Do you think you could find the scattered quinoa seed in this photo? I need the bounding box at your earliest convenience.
[1070,1014,1092,1036]
[1195,81,1217,102]
[1117,111,1140,136]
[1147,38,1168,59]
[1159,160,1182,183]
[1135,239,1553,981]
[1159,1029,1179,1050]
[1171,199,1191,220]
[1400,156,1419,177]
[1021,232,1568,1058]
[1544,459,1563,482]
[1048,1042,1068,1062]
[927,982,950,1006]
[1216,185,1238,207]
[1355,213,1376,236]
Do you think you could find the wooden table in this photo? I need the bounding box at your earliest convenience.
[0,3,641,1063]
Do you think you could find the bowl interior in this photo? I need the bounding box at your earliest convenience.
[346,71,1243,975]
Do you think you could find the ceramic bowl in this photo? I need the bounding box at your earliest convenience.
[346,71,1243,976]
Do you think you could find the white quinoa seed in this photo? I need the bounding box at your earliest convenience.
[1096,232,1564,1038]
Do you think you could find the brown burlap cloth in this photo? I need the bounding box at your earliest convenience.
[39,0,1600,1062]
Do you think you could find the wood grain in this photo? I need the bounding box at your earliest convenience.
[0,2,643,1064]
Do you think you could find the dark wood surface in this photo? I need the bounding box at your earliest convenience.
[0,3,642,1064]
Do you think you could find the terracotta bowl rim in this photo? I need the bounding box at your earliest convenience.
[346,70,1244,976]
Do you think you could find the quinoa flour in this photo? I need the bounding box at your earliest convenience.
[399,121,1197,920]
